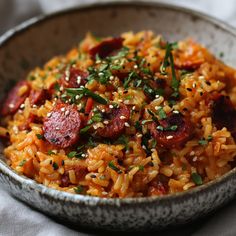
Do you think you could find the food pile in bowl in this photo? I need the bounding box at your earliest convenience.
[1,31,236,198]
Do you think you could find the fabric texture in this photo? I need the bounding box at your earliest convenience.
[1,1,236,235]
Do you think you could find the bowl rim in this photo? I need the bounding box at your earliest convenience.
[1,0,236,206]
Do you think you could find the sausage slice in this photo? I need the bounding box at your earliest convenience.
[1,80,30,116]
[89,37,124,59]
[60,68,88,88]
[97,104,130,138]
[149,113,192,149]
[43,103,81,148]
[212,95,236,132]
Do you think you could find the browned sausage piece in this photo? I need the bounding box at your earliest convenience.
[60,68,88,88]
[149,113,192,149]
[212,95,236,132]
[89,37,124,60]
[97,104,130,138]
[29,89,49,106]
[1,80,30,116]
[43,103,81,148]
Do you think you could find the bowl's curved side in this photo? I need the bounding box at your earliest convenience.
[1,2,236,231]
[0,157,236,231]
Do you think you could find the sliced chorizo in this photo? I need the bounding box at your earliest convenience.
[29,89,49,106]
[96,103,130,138]
[212,95,236,132]
[1,80,30,116]
[43,103,81,148]
[149,113,192,149]
[89,37,124,60]
[59,68,88,88]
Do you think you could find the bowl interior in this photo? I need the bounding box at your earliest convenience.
[0,1,236,187]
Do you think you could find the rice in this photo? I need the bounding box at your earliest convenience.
[1,31,236,198]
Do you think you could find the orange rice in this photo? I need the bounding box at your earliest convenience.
[1,31,236,198]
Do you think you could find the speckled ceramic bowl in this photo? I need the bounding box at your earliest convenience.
[1,1,236,231]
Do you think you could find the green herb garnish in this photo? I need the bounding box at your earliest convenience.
[147,109,159,123]
[87,137,97,147]
[124,71,137,89]
[48,150,56,155]
[66,87,107,104]
[19,159,26,167]
[160,42,179,97]
[157,124,178,131]
[115,135,129,151]
[80,125,91,134]
[67,150,85,159]
[28,75,36,81]
[52,162,59,170]
[134,121,142,132]
[110,65,122,70]
[157,107,167,120]
[169,51,179,98]
[139,165,144,171]
[36,134,43,140]
[191,172,203,185]
[198,136,212,146]
[108,161,122,174]
[54,82,60,91]
[67,151,78,158]
[87,111,103,124]
[74,185,84,194]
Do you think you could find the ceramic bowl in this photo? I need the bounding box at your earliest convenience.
[1,1,236,231]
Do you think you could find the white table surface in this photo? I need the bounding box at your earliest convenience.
[1,1,236,235]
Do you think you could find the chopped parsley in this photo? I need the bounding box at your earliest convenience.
[198,135,213,146]
[147,109,158,123]
[52,162,59,170]
[139,165,144,171]
[36,134,43,139]
[134,121,142,132]
[108,46,129,60]
[108,161,122,174]
[80,125,91,134]
[19,159,26,167]
[67,151,78,158]
[67,150,85,159]
[28,75,36,81]
[54,82,60,91]
[123,71,138,89]
[66,87,108,105]
[157,125,178,131]
[74,185,84,194]
[115,135,129,151]
[87,137,97,147]
[191,172,203,185]
[48,150,56,155]
[157,107,167,120]
[87,111,103,124]
[160,42,179,98]
[143,84,156,98]
[160,43,172,75]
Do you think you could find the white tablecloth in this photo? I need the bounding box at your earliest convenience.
[1,1,236,235]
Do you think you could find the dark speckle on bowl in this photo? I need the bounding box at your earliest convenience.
[1,1,236,231]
